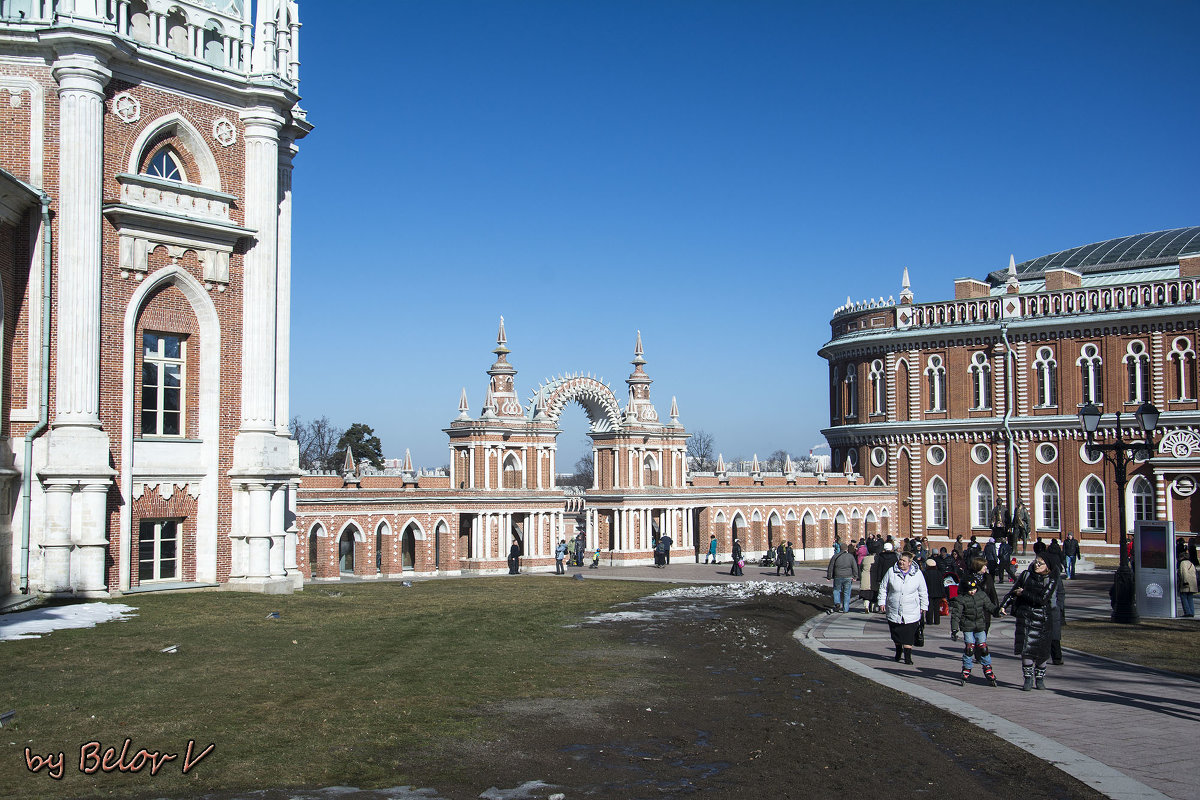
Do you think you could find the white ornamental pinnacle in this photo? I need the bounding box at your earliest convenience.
[457,387,470,419]
[669,396,679,425]
[899,267,914,304]
[784,454,794,473]
[716,453,725,472]
[752,453,760,472]
[213,117,237,147]
[112,92,140,123]
[403,448,413,472]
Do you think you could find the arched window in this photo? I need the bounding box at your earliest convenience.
[1078,344,1103,405]
[308,526,320,571]
[869,359,885,415]
[202,20,225,67]
[144,146,185,182]
[969,352,991,410]
[165,8,188,55]
[1124,341,1150,404]
[375,521,391,573]
[502,453,522,489]
[1130,476,1155,525]
[971,476,993,528]
[1036,476,1060,531]
[643,454,659,486]
[1033,347,1058,407]
[129,0,152,42]
[926,355,946,412]
[1168,337,1195,400]
[927,477,948,528]
[1082,477,1105,531]
[844,364,857,419]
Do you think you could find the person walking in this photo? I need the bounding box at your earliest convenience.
[705,534,718,564]
[775,542,787,576]
[950,579,1000,686]
[1002,555,1058,690]
[997,538,1017,584]
[660,532,673,565]
[783,541,796,576]
[922,558,946,625]
[826,545,860,613]
[877,551,928,664]
[507,537,521,575]
[1178,549,1197,617]
[984,536,1000,584]
[869,541,898,614]
[554,538,568,574]
[859,548,877,611]
[1063,532,1080,579]
[730,537,744,576]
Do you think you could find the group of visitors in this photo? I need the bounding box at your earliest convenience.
[1178,536,1199,617]
[831,531,1068,691]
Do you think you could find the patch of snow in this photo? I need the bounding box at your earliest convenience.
[479,781,558,799]
[0,603,138,642]
[648,581,824,601]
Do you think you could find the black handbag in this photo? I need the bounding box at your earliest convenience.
[914,620,925,647]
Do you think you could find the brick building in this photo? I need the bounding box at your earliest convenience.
[0,0,309,599]
[296,321,896,579]
[821,228,1200,553]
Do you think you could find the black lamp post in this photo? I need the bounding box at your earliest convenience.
[1077,400,1160,624]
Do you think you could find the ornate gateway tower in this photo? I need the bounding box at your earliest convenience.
[0,0,310,598]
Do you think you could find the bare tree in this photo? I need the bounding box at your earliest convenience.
[571,450,594,487]
[293,415,341,471]
[765,449,791,471]
[686,429,716,471]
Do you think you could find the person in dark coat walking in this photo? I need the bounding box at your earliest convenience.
[775,542,788,576]
[922,558,947,625]
[950,578,1001,686]
[507,537,521,575]
[997,539,1017,584]
[1002,555,1057,690]
[730,538,743,576]
[783,542,796,576]
[869,542,898,613]
[1062,532,1081,578]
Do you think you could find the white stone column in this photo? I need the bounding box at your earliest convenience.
[75,484,110,596]
[269,483,286,578]
[41,485,74,594]
[238,108,283,434]
[274,137,296,436]
[247,483,272,579]
[285,478,301,587]
[549,447,556,488]
[51,53,109,429]
[469,447,476,488]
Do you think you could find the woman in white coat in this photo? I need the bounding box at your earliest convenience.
[877,550,929,664]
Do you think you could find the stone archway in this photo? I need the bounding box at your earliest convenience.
[531,374,624,433]
[338,525,361,574]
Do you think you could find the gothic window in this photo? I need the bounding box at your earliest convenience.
[969,352,991,410]
[830,366,840,421]
[845,364,857,419]
[1077,344,1103,405]
[643,454,659,486]
[203,21,225,67]
[145,146,185,182]
[1131,476,1154,523]
[869,360,885,415]
[138,519,180,582]
[971,476,993,528]
[166,9,188,55]
[1124,341,1150,404]
[502,454,522,489]
[928,477,948,528]
[926,355,946,412]
[1168,337,1195,400]
[1033,347,1058,407]
[141,333,185,437]
[1083,476,1105,531]
[1037,476,1060,531]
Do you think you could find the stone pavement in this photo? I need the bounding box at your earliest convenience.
[534,557,1200,800]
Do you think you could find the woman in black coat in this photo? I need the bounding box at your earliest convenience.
[730,538,743,576]
[922,558,947,625]
[1002,555,1057,691]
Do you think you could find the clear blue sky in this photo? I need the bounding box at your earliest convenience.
[289,0,1200,470]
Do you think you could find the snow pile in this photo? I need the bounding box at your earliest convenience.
[648,581,824,602]
[0,602,138,641]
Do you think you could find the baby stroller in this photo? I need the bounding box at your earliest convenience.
[760,550,776,568]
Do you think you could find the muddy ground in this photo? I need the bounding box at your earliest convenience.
[391,589,1107,800]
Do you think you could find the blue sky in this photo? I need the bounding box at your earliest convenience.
[289,0,1200,469]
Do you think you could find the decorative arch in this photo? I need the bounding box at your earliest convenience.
[127,113,222,190]
[117,266,221,590]
[1080,474,1106,532]
[531,375,623,433]
[399,518,428,539]
[801,510,816,526]
[751,509,762,522]
[375,520,392,573]
[865,510,878,523]
[713,510,727,524]
[785,509,797,521]
[1036,474,1060,531]
[819,508,831,520]
[970,475,994,528]
[335,520,367,542]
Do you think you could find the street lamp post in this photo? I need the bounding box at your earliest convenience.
[1077,400,1160,624]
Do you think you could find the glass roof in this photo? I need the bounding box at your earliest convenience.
[987,226,1200,284]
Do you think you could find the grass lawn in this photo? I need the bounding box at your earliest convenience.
[1,578,666,799]
[1062,617,1200,678]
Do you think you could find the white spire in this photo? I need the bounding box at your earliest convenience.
[403,448,413,472]
[784,453,794,473]
[899,267,914,304]
[457,387,470,420]
[752,453,760,472]
[716,453,725,472]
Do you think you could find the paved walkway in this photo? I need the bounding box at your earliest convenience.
[522,558,1200,800]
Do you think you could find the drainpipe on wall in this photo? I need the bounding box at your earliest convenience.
[19,192,52,594]
[1000,322,1016,509]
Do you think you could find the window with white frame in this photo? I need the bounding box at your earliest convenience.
[1131,476,1154,523]
[1037,475,1060,531]
[144,145,185,182]
[502,454,522,488]
[928,476,948,528]
[1124,341,1150,404]
[1169,337,1195,400]
[969,352,992,409]
[845,364,857,418]
[926,355,947,411]
[138,518,180,582]
[869,360,885,415]
[1033,347,1058,407]
[1083,476,1105,530]
[972,476,993,528]
[141,333,185,437]
[1078,344,1103,405]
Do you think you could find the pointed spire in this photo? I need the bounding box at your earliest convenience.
[669,396,679,425]
[784,454,794,473]
[457,387,470,420]
[342,446,355,474]
[633,330,645,363]
[716,453,725,472]
[495,315,508,353]
[899,267,914,305]
[482,387,496,418]
[403,448,413,472]
[752,453,760,472]
[1005,253,1021,294]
